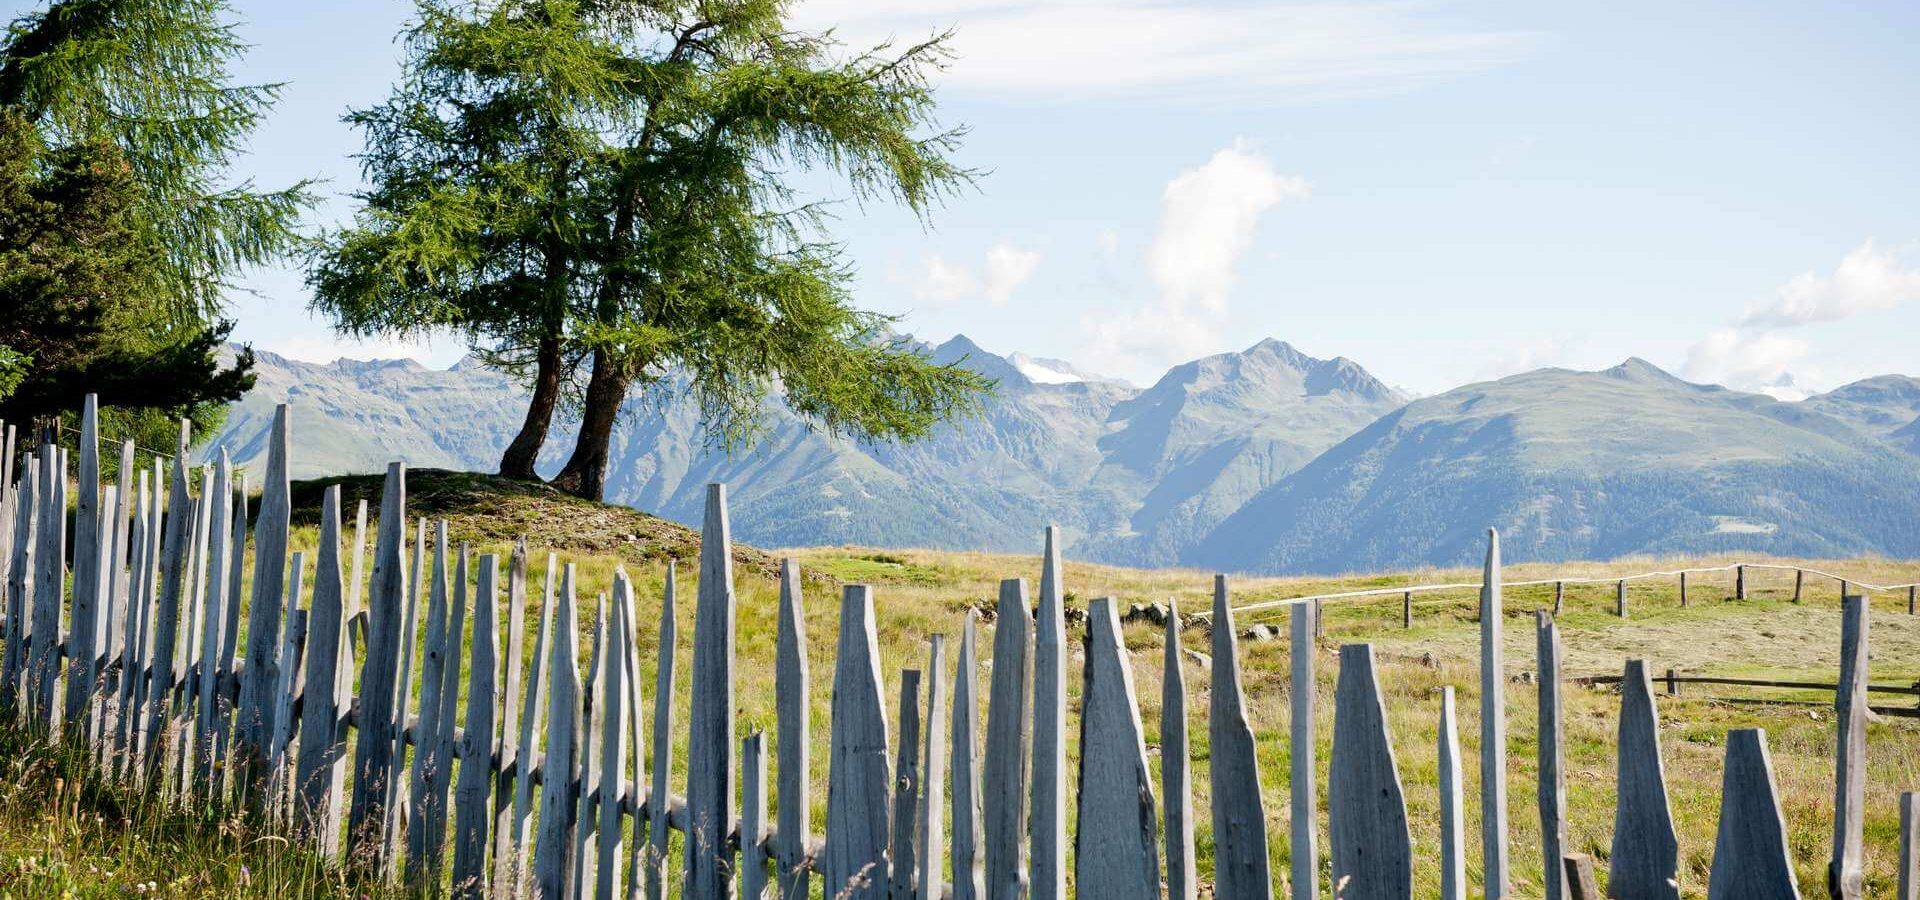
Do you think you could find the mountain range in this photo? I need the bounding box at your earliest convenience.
[207,340,1920,574]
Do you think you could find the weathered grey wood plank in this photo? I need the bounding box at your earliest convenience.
[383,517,427,857]
[296,486,350,857]
[112,470,145,765]
[347,462,407,876]
[65,394,101,726]
[1563,854,1601,900]
[645,561,679,900]
[1901,792,1919,900]
[430,544,471,885]
[1480,530,1510,899]
[1438,686,1466,900]
[29,447,64,729]
[212,470,247,779]
[1210,576,1274,900]
[453,552,501,900]
[4,456,38,722]
[575,591,605,896]
[920,635,949,900]
[889,668,923,900]
[686,483,738,900]
[1031,527,1067,900]
[0,460,20,719]
[1166,602,1198,900]
[776,558,812,900]
[1737,564,1747,600]
[826,584,891,900]
[952,612,987,900]
[1536,611,1567,900]
[984,577,1032,900]
[1707,728,1800,900]
[510,553,558,899]
[409,521,453,883]
[1831,594,1868,900]
[1075,598,1161,900]
[143,437,192,754]
[1328,643,1412,900]
[535,564,584,899]
[1615,579,1627,618]
[1289,598,1316,900]
[617,572,645,900]
[743,731,771,900]
[492,539,529,894]
[267,555,309,815]
[594,574,632,900]
[240,405,291,778]
[1610,659,1678,900]
[194,452,234,785]
[1794,568,1805,602]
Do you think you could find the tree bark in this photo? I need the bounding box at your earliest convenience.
[497,334,563,481]
[550,347,630,501]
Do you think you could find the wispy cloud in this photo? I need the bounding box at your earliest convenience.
[907,240,1043,309]
[1684,241,1920,395]
[1085,141,1308,374]
[794,0,1537,104]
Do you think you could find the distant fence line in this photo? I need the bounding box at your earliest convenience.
[0,396,1916,900]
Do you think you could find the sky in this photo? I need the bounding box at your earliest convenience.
[33,0,1920,398]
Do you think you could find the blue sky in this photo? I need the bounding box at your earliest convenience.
[39,0,1919,397]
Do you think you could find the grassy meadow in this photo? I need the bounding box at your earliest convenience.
[5,471,1919,897]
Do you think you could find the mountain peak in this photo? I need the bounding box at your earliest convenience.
[1603,357,1687,385]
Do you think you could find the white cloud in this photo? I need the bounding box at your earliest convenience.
[908,241,1041,308]
[1685,241,1920,393]
[983,242,1042,307]
[1085,142,1308,377]
[1739,241,1920,329]
[792,0,1535,104]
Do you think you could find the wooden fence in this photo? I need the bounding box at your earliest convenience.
[0,397,1914,900]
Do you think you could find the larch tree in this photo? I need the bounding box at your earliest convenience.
[310,0,992,499]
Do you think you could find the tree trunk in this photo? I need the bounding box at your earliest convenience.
[497,335,563,481]
[550,347,630,501]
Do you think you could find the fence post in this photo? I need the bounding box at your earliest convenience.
[1735,565,1746,601]
[1831,594,1868,900]
[491,540,529,892]
[1480,529,1511,898]
[453,553,502,900]
[1910,585,1917,616]
[686,483,738,900]
[1210,576,1274,900]
[920,635,950,900]
[409,522,454,883]
[1329,644,1412,900]
[1706,728,1798,900]
[142,435,190,764]
[743,731,770,900]
[889,668,923,900]
[1555,581,1564,616]
[1163,602,1197,900]
[348,462,406,876]
[1901,792,1919,900]
[1290,599,1317,900]
[1665,668,1678,696]
[29,446,65,731]
[296,488,349,857]
[776,559,812,900]
[213,469,247,778]
[1401,590,1411,629]
[193,452,234,788]
[1794,569,1804,603]
[0,459,32,719]
[1841,579,1850,602]
[1537,611,1566,900]
[825,584,890,900]
[534,564,584,899]
[1437,687,1466,900]
[984,578,1032,900]
[1031,527,1068,900]
[1678,572,1687,607]
[574,593,607,898]
[1075,598,1161,900]
[241,406,291,785]
[65,395,100,728]
[1615,579,1627,618]
[645,562,677,900]
[1611,659,1679,900]
[953,612,988,900]
[592,574,630,900]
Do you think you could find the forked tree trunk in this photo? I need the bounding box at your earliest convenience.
[497,335,564,481]
[550,348,629,501]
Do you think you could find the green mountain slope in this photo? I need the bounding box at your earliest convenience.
[1187,359,1920,574]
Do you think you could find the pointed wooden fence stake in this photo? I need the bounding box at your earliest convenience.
[1537,612,1568,900]
[1706,728,1800,900]
[1438,687,1467,900]
[1290,598,1317,900]
[535,564,584,899]
[1075,598,1161,900]
[953,612,988,900]
[1030,527,1068,900]
[983,578,1032,900]
[825,584,891,900]
[920,634,950,900]
[1210,576,1274,900]
[348,462,407,876]
[1610,659,1679,900]
[1328,644,1412,900]
[646,562,679,900]
[1900,792,1919,900]
[1480,530,1511,898]
[452,553,501,899]
[1166,602,1198,900]
[776,558,812,900]
[889,668,923,900]
[686,483,738,900]
[296,487,350,857]
[743,731,771,900]
[1831,594,1868,900]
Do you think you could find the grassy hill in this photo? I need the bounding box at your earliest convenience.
[8,476,1920,897]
